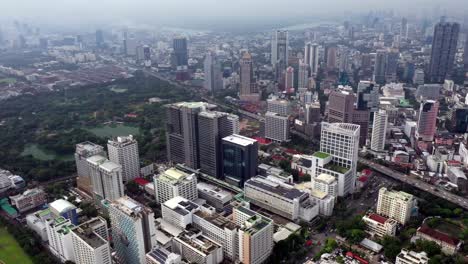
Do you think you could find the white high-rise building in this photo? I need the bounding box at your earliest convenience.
[107,135,140,182]
[267,98,290,116]
[304,42,319,75]
[376,187,416,225]
[371,110,388,152]
[109,196,157,264]
[310,123,360,196]
[46,216,76,262]
[265,112,289,142]
[71,217,111,264]
[75,142,105,178]
[86,155,124,202]
[153,167,198,203]
[204,52,223,92]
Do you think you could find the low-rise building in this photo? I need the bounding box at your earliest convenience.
[9,188,47,213]
[362,213,398,238]
[312,173,338,198]
[309,189,335,216]
[161,196,200,229]
[416,225,461,255]
[395,249,429,264]
[146,247,182,264]
[244,176,319,221]
[197,182,232,210]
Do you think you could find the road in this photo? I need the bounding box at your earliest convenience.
[359,158,468,210]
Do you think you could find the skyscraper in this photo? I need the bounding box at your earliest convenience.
[75,142,105,194]
[239,52,258,100]
[304,42,319,75]
[165,102,209,169]
[86,155,124,202]
[109,196,156,264]
[400,18,409,39]
[153,167,198,203]
[298,60,309,89]
[271,30,289,74]
[326,46,337,70]
[385,49,399,83]
[284,66,295,92]
[311,123,360,196]
[464,33,468,74]
[71,217,111,264]
[204,52,223,92]
[198,111,239,178]
[328,90,355,123]
[266,98,291,142]
[428,22,460,83]
[371,110,388,152]
[95,30,104,47]
[222,134,258,187]
[357,81,380,114]
[416,100,440,142]
[107,135,140,182]
[172,37,188,67]
[373,50,387,85]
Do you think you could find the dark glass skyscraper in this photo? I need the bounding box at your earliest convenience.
[428,22,460,83]
[172,37,188,67]
[221,135,258,187]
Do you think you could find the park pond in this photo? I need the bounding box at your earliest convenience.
[21,144,74,161]
[85,123,140,138]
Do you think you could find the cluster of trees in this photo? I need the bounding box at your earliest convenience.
[314,238,338,260]
[270,229,310,264]
[336,215,366,244]
[0,217,59,264]
[0,71,196,182]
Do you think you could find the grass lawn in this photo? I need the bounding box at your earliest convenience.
[0,78,16,84]
[0,227,33,264]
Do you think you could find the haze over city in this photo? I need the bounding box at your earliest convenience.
[0,1,468,264]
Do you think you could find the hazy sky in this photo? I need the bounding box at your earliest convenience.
[3,0,468,29]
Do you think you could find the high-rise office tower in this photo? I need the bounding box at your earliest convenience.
[428,22,460,83]
[86,155,124,202]
[385,49,399,83]
[95,30,104,47]
[373,50,387,85]
[446,106,468,133]
[304,42,319,75]
[416,100,439,142]
[109,196,157,264]
[172,37,188,67]
[204,52,223,92]
[284,66,295,92]
[312,123,360,196]
[326,46,337,70]
[198,111,239,178]
[267,98,291,116]
[165,102,210,169]
[221,134,258,187]
[400,18,409,39]
[271,30,289,76]
[71,217,111,264]
[154,167,198,203]
[464,33,468,73]
[328,90,355,123]
[371,110,388,152]
[143,45,151,67]
[376,187,416,225]
[107,135,140,182]
[338,46,349,73]
[125,37,137,56]
[352,109,370,147]
[239,52,258,100]
[305,103,321,124]
[298,60,309,89]
[266,98,291,142]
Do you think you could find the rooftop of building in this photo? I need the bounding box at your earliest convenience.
[397,249,429,261]
[313,151,331,159]
[157,167,194,184]
[72,218,107,249]
[76,141,103,151]
[10,188,44,200]
[197,182,232,202]
[380,187,414,202]
[322,122,360,134]
[170,101,212,109]
[86,155,107,165]
[324,162,350,174]
[177,230,221,255]
[365,213,388,225]
[147,247,180,264]
[316,173,337,184]
[112,196,147,217]
[49,199,76,214]
[418,225,460,246]
[164,196,199,215]
[309,189,329,199]
[242,214,272,235]
[245,176,306,200]
[107,135,137,146]
[222,134,257,147]
[99,160,121,172]
[194,210,238,230]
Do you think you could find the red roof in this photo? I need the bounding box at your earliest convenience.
[418,225,460,246]
[253,137,271,145]
[134,178,150,186]
[346,252,369,264]
[358,176,369,182]
[368,213,388,224]
[362,169,373,176]
[285,148,302,155]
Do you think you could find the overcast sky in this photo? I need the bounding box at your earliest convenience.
[3,0,467,29]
